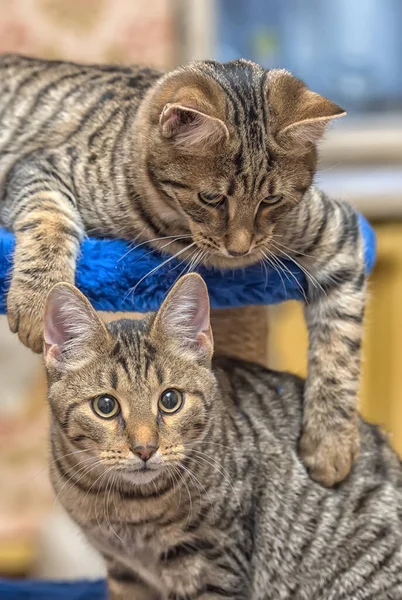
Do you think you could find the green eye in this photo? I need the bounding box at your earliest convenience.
[198,192,226,206]
[158,389,184,414]
[262,194,283,206]
[92,395,120,419]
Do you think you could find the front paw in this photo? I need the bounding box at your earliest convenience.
[299,420,360,487]
[7,279,48,353]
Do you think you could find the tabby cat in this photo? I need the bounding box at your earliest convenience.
[45,274,401,600]
[0,54,366,486]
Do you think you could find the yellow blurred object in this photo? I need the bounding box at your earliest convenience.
[0,539,35,576]
[268,221,402,456]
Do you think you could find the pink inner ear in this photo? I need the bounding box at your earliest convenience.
[160,275,213,353]
[44,285,99,353]
[160,104,188,137]
[282,119,328,145]
[44,291,71,348]
[191,297,210,339]
[160,103,228,148]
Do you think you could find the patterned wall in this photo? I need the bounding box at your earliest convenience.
[0,0,176,68]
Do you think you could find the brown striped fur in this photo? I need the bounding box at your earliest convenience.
[0,54,365,486]
[44,275,402,600]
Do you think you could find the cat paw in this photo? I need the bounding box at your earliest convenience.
[7,280,47,353]
[299,421,360,487]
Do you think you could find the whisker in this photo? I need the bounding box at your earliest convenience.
[260,249,288,297]
[186,449,242,515]
[269,237,314,259]
[119,236,192,270]
[260,255,269,290]
[186,248,203,273]
[169,465,183,510]
[164,247,200,295]
[53,459,103,505]
[186,440,233,451]
[52,455,100,490]
[264,248,309,304]
[98,467,124,545]
[270,241,326,298]
[188,453,242,517]
[191,249,210,273]
[174,464,193,529]
[104,468,113,534]
[33,449,91,480]
[127,242,197,301]
[84,463,114,503]
[117,235,192,262]
[318,161,344,173]
[181,462,216,523]
[167,246,197,275]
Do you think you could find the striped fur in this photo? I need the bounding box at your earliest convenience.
[0,54,365,486]
[45,278,402,600]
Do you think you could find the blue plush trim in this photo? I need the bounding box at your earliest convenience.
[0,578,106,599]
[0,213,376,314]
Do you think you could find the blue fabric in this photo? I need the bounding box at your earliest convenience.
[0,578,106,600]
[0,213,376,314]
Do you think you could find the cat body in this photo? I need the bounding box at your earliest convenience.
[1,54,366,486]
[45,276,402,600]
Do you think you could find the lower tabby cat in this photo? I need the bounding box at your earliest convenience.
[45,274,402,600]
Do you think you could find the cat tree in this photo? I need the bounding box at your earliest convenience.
[0,215,376,364]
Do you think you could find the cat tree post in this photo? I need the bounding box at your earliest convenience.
[211,305,270,366]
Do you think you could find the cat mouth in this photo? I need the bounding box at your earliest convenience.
[200,246,259,268]
[190,237,259,267]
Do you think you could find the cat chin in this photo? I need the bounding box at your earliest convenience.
[123,468,161,486]
[201,251,260,269]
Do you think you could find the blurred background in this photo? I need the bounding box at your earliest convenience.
[0,0,401,583]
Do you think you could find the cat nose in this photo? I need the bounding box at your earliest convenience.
[133,444,158,462]
[225,228,252,257]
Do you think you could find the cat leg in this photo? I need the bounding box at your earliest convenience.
[3,166,83,352]
[300,269,365,486]
[108,578,157,600]
[275,189,366,486]
[108,572,164,600]
[300,203,365,486]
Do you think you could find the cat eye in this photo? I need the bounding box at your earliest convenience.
[158,389,184,414]
[198,192,226,206]
[92,395,120,419]
[262,194,283,206]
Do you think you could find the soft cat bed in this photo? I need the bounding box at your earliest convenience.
[0,213,375,314]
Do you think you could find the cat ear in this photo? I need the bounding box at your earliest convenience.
[151,273,213,361]
[44,283,109,369]
[159,103,228,149]
[268,69,346,147]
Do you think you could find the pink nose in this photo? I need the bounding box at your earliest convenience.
[133,445,157,462]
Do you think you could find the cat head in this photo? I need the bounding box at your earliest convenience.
[139,59,345,266]
[44,274,216,489]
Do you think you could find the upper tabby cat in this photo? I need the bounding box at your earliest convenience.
[0,54,366,486]
[45,274,402,600]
